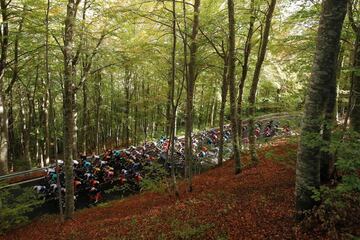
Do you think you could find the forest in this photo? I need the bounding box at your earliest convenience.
[0,0,359,239]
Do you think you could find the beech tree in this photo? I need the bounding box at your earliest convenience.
[185,0,200,192]
[166,0,180,197]
[348,0,360,133]
[237,0,255,142]
[63,0,81,220]
[248,0,276,164]
[227,0,241,174]
[0,0,9,175]
[0,0,314,176]
[295,0,347,215]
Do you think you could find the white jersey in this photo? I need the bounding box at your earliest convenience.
[33,185,46,193]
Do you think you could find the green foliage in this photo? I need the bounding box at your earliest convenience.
[304,131,360,237]
[140,163,168,193]
[305,189,360,238]
[334,132,360,180]
[0,186,44,234]
[104,181,136,197]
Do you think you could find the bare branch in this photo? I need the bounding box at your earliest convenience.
[199,27,225,59]
[52,33,65,55]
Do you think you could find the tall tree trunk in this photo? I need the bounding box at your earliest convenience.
[24,90,35,170]
[218,56,228,166]
[228,0,241,174]
[166,0,180,197]
[349,34,360,132]
[44,0,51,165]
[166,78,171,138]
[142,80,149,141]
[237,0,255,139]
[7,88,14,170]
[295,0,347,216]
[110,74,115,143]
[30,66,40,166]
[0,0,9,175]
[38,90,46,167]
[49,83,55,159]
[185,0,200,192]
[63,0,80,220]
[20,94,31,170]
[348,0,360,133]
[124,67,131,146]
[79,0,91,154]
[133,83,138,145]
[82,80,88,154]
[248,0,276,165]
[8,15,23,170]
[210,94,217,127]
[95,73,101,154]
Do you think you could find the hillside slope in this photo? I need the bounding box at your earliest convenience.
[2,140,307,240]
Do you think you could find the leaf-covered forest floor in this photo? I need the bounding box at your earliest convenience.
[1,139,330,240]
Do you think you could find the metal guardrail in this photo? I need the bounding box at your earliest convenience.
[0,177,46,189]
[0,168,48,182]
[0,155,104,183]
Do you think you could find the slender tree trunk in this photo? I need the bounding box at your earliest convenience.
[185,0,200,192]
[95,73,101,154]
[237,0,255,140]
[248,0,276,165]
[8,15,23,170]
[350,33,360,133]
[166,79,171,138]
[82,80,88,154]
[7,89,14,170]
[167,0,180,197]
[18,96,26,170]
[339,2,358,131]
[133,82,138,145]
[49,84,55,159]
[124,67,131,146]
[0,93,8,174]
[227,0,241,174]
[343,47,355,129]
[30,67,40,166]
[348,0,360,133]
[142,80,149,141]
[20,95,31,170]
[295,0,347,216]
[0,0,9,175]
[218,57,228,166]
[197,87,203,129]
[24,92,34,170]
[63,0,80,220]
[44,0,51,165]
[110,75,115,144]
[38,94,46,167]
[210,94,217,127]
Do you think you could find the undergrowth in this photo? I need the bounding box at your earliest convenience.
[0,186,44,234]
[302,131,360,239]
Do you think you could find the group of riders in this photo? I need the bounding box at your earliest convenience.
[33,119,293,208]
